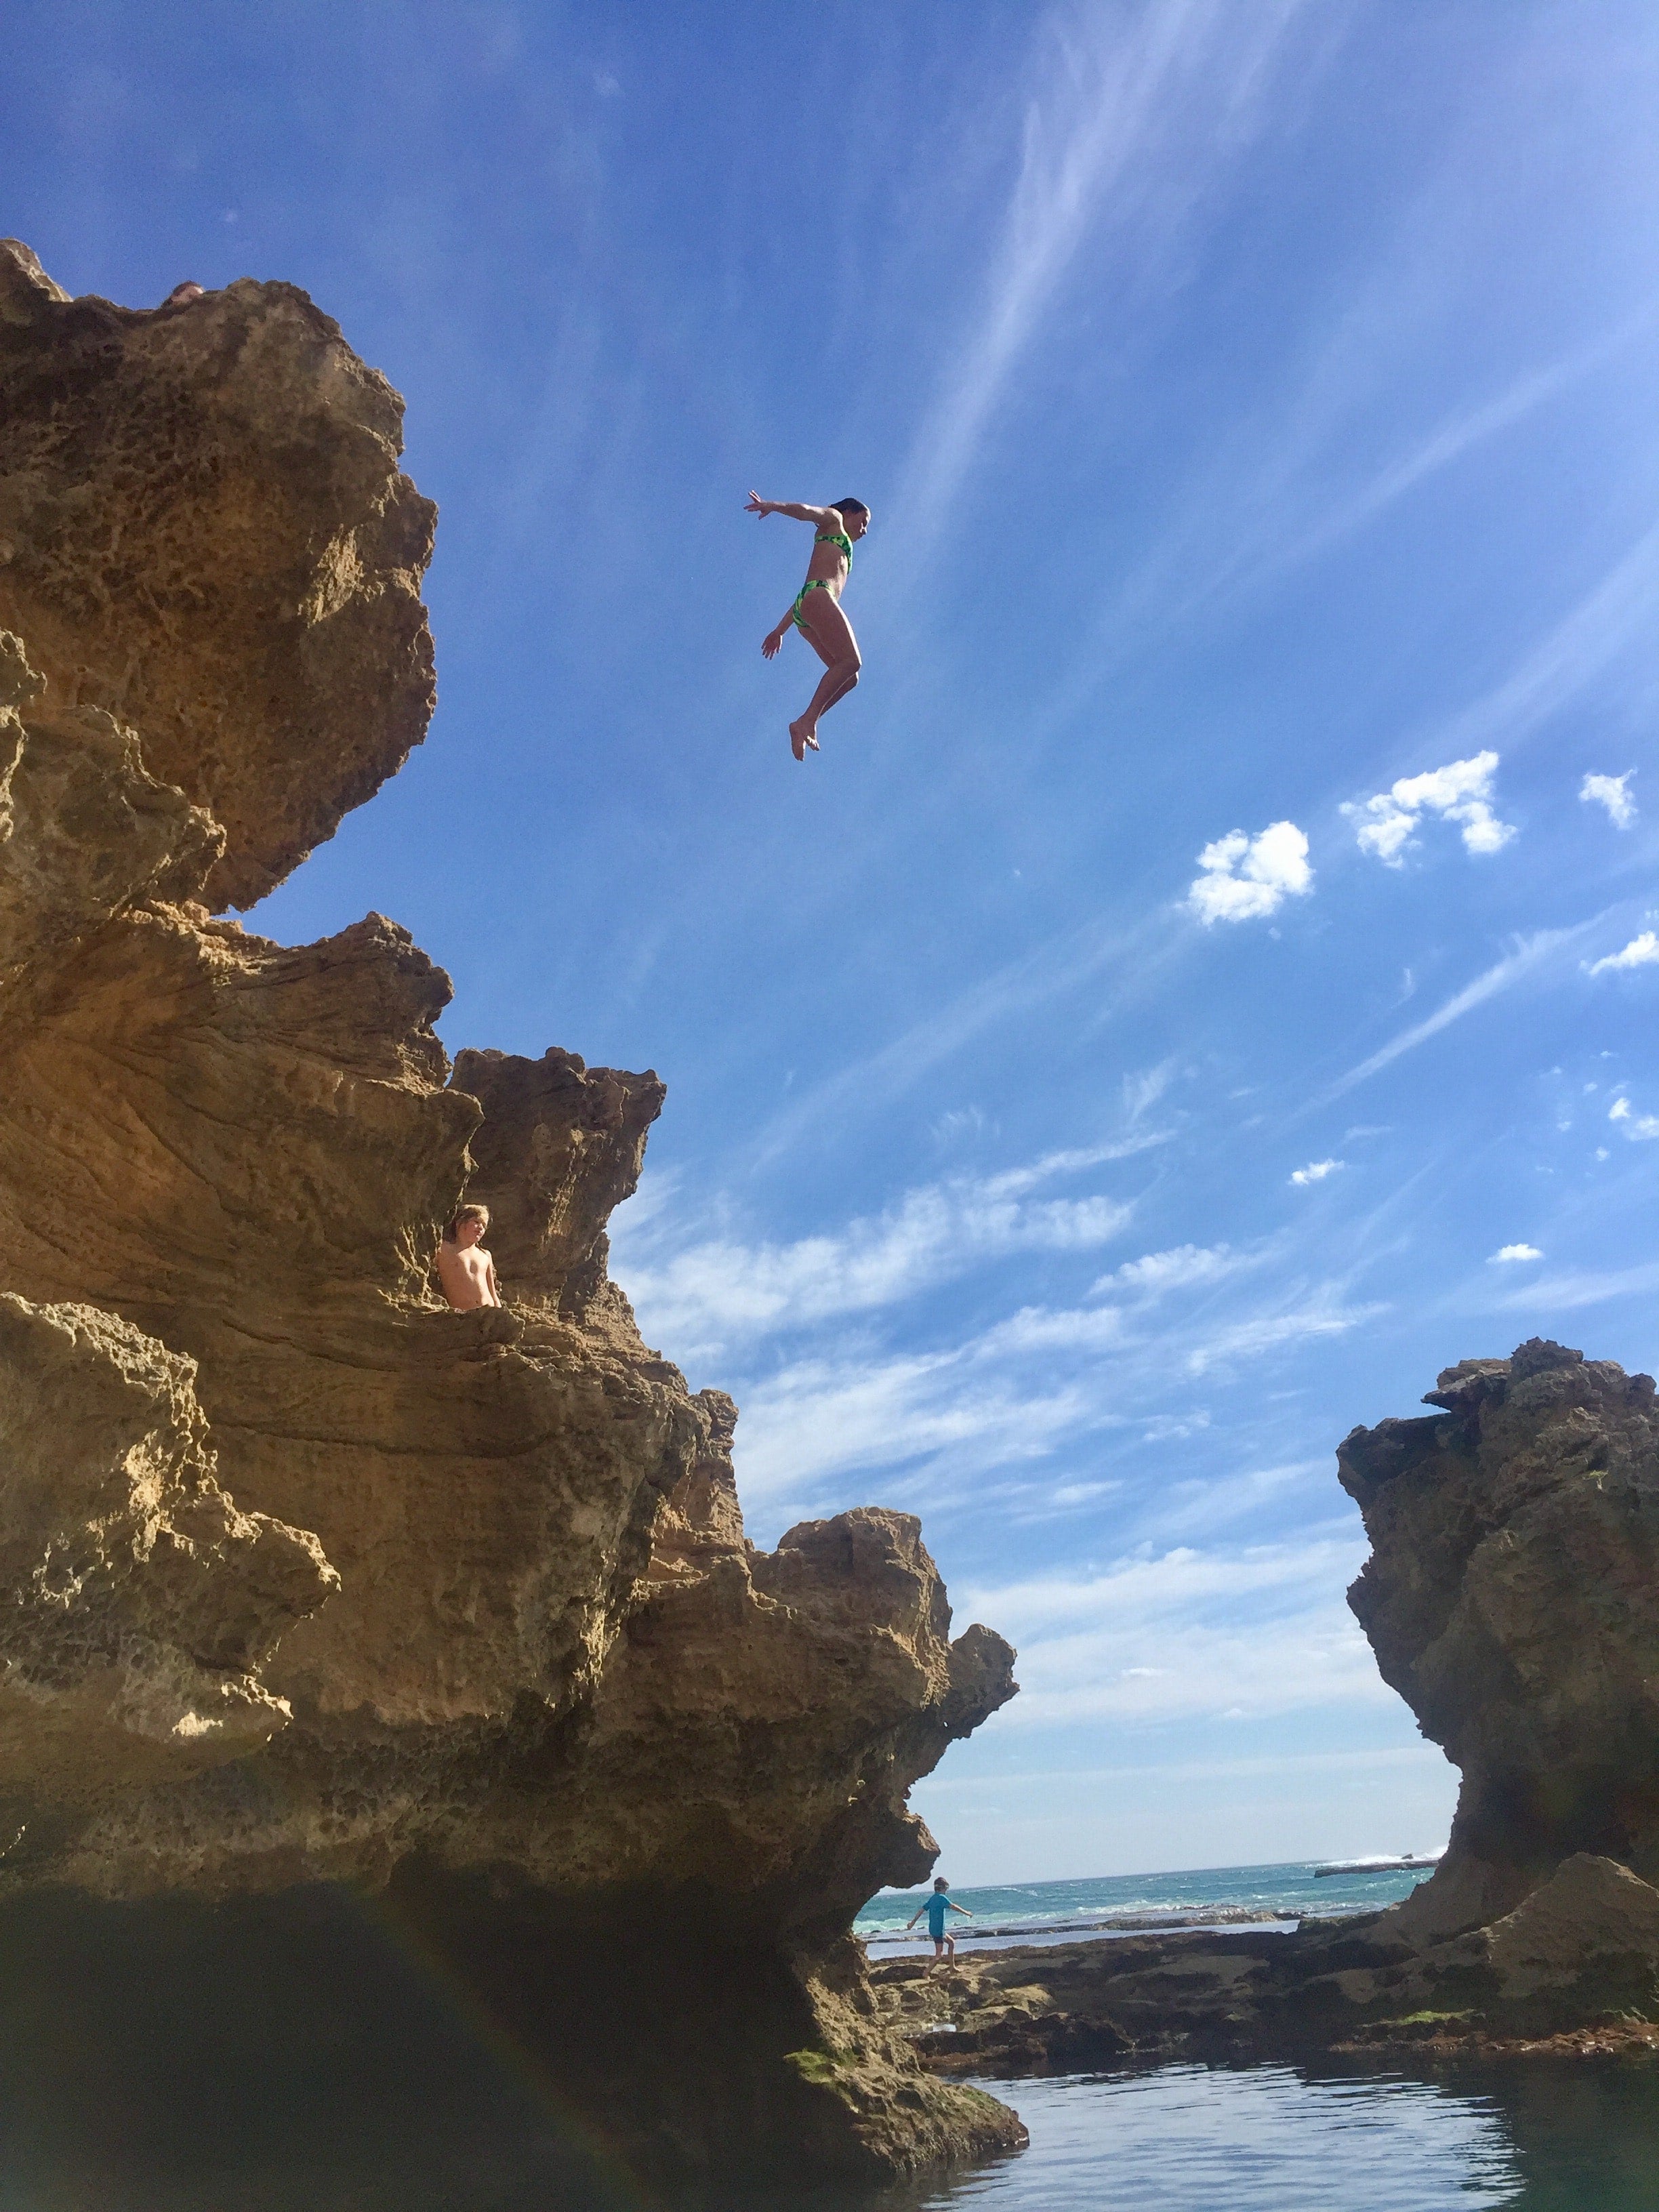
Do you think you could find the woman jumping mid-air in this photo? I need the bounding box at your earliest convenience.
[747,491,870,760]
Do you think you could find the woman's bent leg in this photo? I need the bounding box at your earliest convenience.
[791,598,861,757]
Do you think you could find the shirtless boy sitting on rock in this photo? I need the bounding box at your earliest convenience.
[436,1204,500,1311]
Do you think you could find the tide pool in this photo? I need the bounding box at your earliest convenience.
[867,2059,1659,2212]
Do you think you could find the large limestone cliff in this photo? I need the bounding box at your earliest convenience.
[0,240,1021,2197]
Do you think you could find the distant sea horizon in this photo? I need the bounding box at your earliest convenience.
[855,1858,1439,1951]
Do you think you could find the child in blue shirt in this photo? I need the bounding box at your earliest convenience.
[906,1877,973,1970]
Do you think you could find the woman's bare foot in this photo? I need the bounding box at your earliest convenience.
[790,718,819,760]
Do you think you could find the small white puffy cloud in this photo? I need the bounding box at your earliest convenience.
[1289,1158,1343,1186]
[1342,750,1515,866]
[1488,1244,1542,1264]
[1610,1094,1659,1141]
[1187,820,1312,925]
[1580,771,1636,830]
[1587,931,1659,977]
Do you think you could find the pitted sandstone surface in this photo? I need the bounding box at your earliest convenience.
[0,237,434,909]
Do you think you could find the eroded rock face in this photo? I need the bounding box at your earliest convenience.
[0,1294,335,1797]
[0,245,1021,2190]
[0,238,435,910]
[1338,1337,1659,1939]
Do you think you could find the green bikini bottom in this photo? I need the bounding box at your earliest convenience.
[792,578,836,631]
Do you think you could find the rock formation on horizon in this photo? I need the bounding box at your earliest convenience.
[0,239,1022,2195]
[1340,1335,1659,1941]
[865,1340,1659,2078]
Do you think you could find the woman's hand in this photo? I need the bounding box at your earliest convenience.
[746,491,772,517]
[762,626,785,658]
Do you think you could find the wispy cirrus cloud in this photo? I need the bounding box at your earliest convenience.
[623,1109,1393,1537]
[1029,274,1658,751]
[745,909,1176,1170]
[1183,1295,1385,1376]
[725,1270,1385,1523]
[1326,920,1603,1099]
[1419,519,1659,767]
[888,0,1311,581]
[1091,1242,1245,1297]
[614,1141,1147,1357]
[1488,1258,1659,1313]
[956,1535,1389,1725]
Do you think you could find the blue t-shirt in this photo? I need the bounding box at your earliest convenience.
[926,1893,951,1938]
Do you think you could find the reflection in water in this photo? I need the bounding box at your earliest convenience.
[1436,2056,1659,2212]
[880,2059,1659,2212]
[899,2068,1518,2211]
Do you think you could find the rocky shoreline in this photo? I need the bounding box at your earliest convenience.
[875,1858,1659,2078]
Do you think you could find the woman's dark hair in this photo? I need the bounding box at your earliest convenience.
[832,497,869,516]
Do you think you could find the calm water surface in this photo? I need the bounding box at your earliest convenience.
[880,2060,1659,2212]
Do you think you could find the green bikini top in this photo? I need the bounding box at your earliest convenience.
[815,529,853,568]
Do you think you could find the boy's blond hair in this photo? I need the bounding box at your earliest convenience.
[443,1202,491,1243]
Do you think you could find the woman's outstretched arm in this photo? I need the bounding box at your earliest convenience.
[762,600,798,659]
[747,491,836,527]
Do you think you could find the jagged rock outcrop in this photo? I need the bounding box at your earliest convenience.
[0,244,1021,2197]
[876,1337,1659,2084]
[0,237,434,909]
[0,1294,334,1795]
[1339,1336,1659,1941]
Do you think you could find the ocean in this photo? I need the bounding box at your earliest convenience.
[855,1858,1441,1951]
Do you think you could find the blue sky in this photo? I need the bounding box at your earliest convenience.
[9,2,1659,1883]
